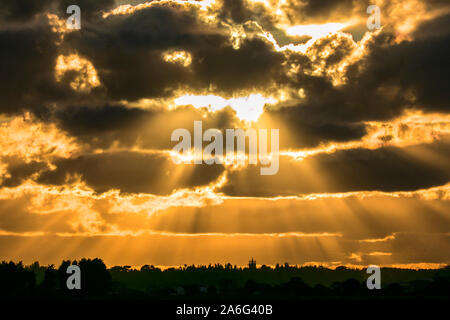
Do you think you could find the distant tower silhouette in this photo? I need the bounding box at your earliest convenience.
[248,258,256,269]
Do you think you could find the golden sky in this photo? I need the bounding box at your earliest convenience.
[0,0,449,268]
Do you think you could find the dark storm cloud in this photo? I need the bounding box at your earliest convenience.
[343,33,450,115]
[412,13,450,40]
[221,136,450,197]
[44,104,152,149]
[261,102,368,149]
[0,23,61,113]
[57,0,116,20]
[52,104,150,133]
[290,0,355,17]
[0,0,448,152]
[0,0,54,22]
[0,158,48,188]
[425,0,450,10]
[37,104,241,150]
[282,0,368,24]
[60,1,285,100]
[217,0,254,24]
[216,0,300,45]
[61,3,204,100]
[33,23,449,151]
[192,37,285,92]
[37,151,225,195]
[0,13,110,114]
[262,30,450,149]
[0,0,115,23]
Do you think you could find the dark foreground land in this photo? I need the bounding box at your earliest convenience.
[0,258,449,300]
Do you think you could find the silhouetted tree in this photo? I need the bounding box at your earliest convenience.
[1,259,449,300]
[78,258,111,297]
[39,265,59,297]
[0,261,35,298]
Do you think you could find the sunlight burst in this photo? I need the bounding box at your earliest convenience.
[174,94,275,121]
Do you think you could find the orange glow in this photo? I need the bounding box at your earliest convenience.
[55,54,101,91]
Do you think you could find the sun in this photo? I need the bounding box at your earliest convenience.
[174,93,276,122]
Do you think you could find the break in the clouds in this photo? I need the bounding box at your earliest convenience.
[0,0,449,267]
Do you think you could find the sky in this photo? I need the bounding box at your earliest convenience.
[0,0,449,268]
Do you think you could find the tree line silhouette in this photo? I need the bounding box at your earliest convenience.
[0,259,449,300]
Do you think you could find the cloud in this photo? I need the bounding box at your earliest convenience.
[261,101,368,149]
[56,0,116,20]
[413,13,450,39]
[129,187,450,239]
[257,28,450,149]
[0,0,115,23]
[282,0,365,24]
[0,22,62,113]
[37,151,225,195]
[0,0,447,151]
[0,0,55,22]
[37,103,242,151]
[345,32,450,115]
[1,158,48,188]
[221,136,450,196]
[61,2,285,100]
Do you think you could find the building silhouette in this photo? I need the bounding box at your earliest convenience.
[248,258,256,269]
